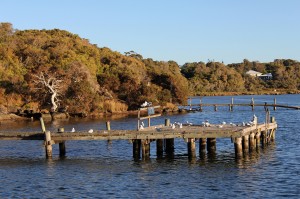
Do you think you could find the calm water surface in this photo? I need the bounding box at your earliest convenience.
[0,94,300,198]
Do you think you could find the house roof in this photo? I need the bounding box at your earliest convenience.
[246,70,262,76]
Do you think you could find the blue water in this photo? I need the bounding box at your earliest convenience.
[0,94,300,198]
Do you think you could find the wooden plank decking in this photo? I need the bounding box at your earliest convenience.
[0,123,276,141]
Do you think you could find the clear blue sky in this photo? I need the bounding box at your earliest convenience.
[2,0,300,65]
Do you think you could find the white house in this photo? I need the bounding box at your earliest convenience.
[246,70,262,77]
[245,70,273,80]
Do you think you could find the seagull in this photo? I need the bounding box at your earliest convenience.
[186,121,193,126]
[171,123,176,129]
[141,101,149,107]
[222,121,226,125]
[139,125,144,130]
[88,129,93,133]
[179,123,183,128]
[71,127,75,132]
[202,120,210,127]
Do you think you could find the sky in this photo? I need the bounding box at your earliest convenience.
[1,0,300,65]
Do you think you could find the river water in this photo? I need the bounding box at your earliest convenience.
[0,94,299,198]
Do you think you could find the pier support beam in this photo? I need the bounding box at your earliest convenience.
[249,132,256,152]
[141,140,150,160]
[234,137,243,158]
[164,118,174,154]
[242,135,249,154]
[58,128,66,157]
[156,139,164,157]
[199,138,206,157]
[261,131,268,146]
[165,139,174,154]
[187,138,196,159]
[255,129,261,148]
[133,139,141,159]
[207,138,216,153]
[214,105,217,111]
[270,117,276,141]
[45,131,53,158]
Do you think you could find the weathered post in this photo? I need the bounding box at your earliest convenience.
[187,138,196,159]
[249,132,256,152]
[133,139,141,160]
[242,135,249,154]
[106,121,111,131]
[39,117,46,133]
[229,97,234,111]
[141,139,150,160]
[273,98,277,111]
[58,128,66,156]
[234,137,243,158]
[164,119,174,154]
[199,97,203,111]
[255,129,261,148]
[270,117,276,141]
[251,97,254,111]
[45,131,53,158]
[214,105,217,112]
[156,139,164,158]
[199,138,207,156]
[106,121,112,144]
[207,138,216,153]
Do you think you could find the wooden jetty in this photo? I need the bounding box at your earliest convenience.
[0,114,277,160]
[184,97,300,111]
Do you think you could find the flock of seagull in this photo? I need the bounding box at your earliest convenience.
[69,115,258,132]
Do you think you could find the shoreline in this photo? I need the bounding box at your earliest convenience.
[1,91,299,123]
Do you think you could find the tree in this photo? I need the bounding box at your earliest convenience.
[34,72,62,112]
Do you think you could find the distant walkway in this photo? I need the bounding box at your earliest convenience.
[181,97,300,111]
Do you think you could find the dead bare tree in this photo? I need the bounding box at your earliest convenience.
[34,72,62,112]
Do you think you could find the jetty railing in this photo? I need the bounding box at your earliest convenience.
[183,97,300,111]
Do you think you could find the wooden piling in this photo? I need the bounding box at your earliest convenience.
[207,138,216,153]
[242,135,249,154]
[261,131,267,146]
[234,137,243,158]
[214,105,217,111]
[249,132,256,151]
[270,117,276,141]
[58,128,66,156]
[199,138,206,155]
[133,139,141,159]
[45,131,52,158]
[39,117,46,133]
[251,97,254,111]
[273,98,277,111]
[106,121,112,144]
[187,138,196,159]
[164,118,174,154]
[255,129,261,148]
[229,97,233,111]
[156,139,164,157]
[141,140,150,159]
[106,121,111,131]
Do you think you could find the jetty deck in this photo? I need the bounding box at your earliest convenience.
[0,118,277,160]
[0,123,276,141]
